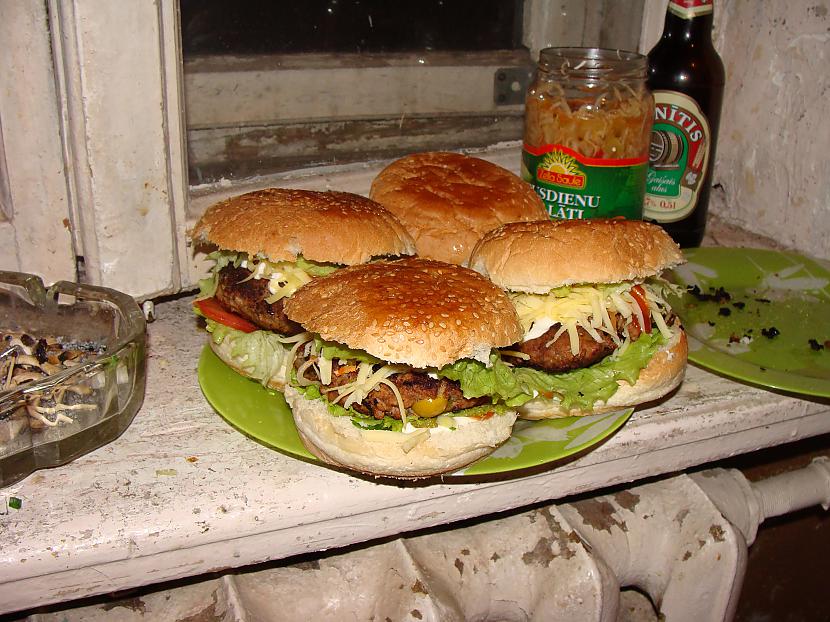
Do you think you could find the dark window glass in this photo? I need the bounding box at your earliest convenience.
[180,0,524,56]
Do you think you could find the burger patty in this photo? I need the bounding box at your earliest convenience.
[505,315,644,373]
[215,265,304,335]
[298,358,489,420]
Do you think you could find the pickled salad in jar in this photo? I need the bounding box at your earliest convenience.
[522,48,653,220]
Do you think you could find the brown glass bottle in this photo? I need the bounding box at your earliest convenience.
[644,0,725,248]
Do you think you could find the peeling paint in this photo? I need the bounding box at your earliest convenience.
[614,490,640,512]
[454,558,464,576]
[522,537,558,568]
[533,507,582,559]
[675,509,690,527]
[101,597,146,614]
[411,579,428,595]
[571,499,628,533]
[709,524,726,542]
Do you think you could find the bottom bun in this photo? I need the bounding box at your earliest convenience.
[284,386,517,478]
[209,338,286,391]
[518,325,688,420]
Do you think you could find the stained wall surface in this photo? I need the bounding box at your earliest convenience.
[710,0,829,258]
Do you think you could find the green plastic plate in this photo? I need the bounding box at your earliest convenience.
[197,345,633,477]
[668,247,830,397]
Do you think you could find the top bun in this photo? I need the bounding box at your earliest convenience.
[283,257,523,369]
[369,152,547,266]
[191,188,416,265]
[469,218,685,293]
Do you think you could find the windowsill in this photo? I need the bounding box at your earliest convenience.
[1,168,826,614]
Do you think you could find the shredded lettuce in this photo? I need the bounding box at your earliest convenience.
[438,331,666,413]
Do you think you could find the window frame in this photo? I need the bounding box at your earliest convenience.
[0,0,657,300]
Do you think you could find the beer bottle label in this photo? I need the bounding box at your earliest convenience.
[522,145,647,220]
[668,0,714,19]
[644,91,711,223]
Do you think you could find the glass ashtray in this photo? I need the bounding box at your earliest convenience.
[0,272,146,488]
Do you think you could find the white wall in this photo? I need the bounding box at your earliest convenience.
[711,0,829,258]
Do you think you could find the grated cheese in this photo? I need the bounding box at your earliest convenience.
[233,254,314,302]
[512,280,675,354]
[299,340,413,425]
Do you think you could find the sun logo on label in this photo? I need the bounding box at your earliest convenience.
[537,149,586,189]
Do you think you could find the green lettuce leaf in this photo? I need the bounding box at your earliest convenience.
[315,337,381,365]
[197,275,218,299]
[438,331,666,413]
[295,256,340,276]
[205,320,293,384]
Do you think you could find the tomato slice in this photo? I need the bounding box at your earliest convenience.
[194,297,257,333]
[629,285,652,333]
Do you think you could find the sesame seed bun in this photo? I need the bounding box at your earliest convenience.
[369,152,547,266]
[469,218,685,293]
[191,188,416,264]
[285,386,518,479]
[283,257,523,368]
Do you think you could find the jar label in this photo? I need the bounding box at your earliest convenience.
[522,145,647,220]
[644,91,711,223]
[668,0,714,19]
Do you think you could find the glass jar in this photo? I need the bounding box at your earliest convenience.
[522,47,653,221]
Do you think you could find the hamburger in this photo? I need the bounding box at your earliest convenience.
[281,258,524,478]
[369,151,548,266]
[466,218,688,418]
[190,188,415,390]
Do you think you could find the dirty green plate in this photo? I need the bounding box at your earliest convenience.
[197,345,633,477]
[668,247,830,397]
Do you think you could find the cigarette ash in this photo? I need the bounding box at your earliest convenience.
[0,331,106,445]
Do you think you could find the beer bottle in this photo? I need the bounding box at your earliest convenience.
[643,0,725,247]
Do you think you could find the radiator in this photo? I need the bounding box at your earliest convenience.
[24,457,830,622]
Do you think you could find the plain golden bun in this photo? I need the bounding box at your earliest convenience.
[518,323,688,419]
[469,218,685,293]
[285,386,517,479]
[283,258,523,369]
[369,152,548,266]
[191,188,415,264]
